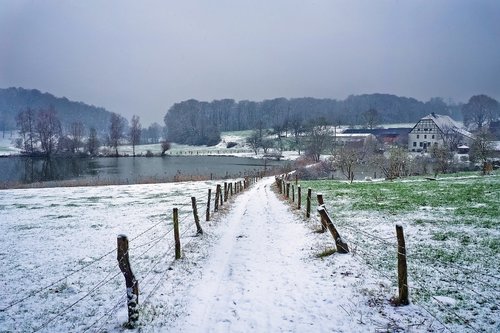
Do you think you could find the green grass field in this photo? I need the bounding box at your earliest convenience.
[299,172,500,332]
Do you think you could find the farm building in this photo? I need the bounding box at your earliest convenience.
[408,113,473,152]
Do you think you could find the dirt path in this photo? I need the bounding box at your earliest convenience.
[170,177,435,333]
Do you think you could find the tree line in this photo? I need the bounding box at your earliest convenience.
[163,94,466,145]
[14,106,168,157]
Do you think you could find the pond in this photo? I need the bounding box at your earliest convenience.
[0,155,287,187]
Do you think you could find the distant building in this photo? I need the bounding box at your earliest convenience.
[342,128,411,146]
[408,113,474,152]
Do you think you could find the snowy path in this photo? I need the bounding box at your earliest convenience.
[171,177,415,333]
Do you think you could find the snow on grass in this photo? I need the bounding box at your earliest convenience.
[300,172,500,333]
[1,175,448,332]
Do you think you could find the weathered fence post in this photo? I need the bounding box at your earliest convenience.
[224,182,228,202]
[173,208,181,259]
[316,194,328,232]
[206,189,211,221]
[317,206,349,253]
[286,183,290,199]
[306,188,312,218]
[214,185,220,212]
[117,235,139,326]
[229,182,233,197]
[396,224,409,305]
[191,197,203,235]
[298,185,302,210]
[292,185,295,203]
[219,184,224,206]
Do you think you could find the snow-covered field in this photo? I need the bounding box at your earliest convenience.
[300,173,500,333]
[0,176,455,332]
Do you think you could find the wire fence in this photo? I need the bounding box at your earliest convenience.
[1,176,260,332]
[275,174,500,333]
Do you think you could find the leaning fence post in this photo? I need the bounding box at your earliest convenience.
[306,188,312,218]
[173,208,181,259]
[396,224,409,305]
[317,206,349,253]
[117,235,139,326]
[191,197,203,235]
[316,194,328,232]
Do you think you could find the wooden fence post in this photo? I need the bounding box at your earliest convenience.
[396,224,409,305]
[206,189,211,221]
[117,235,139,326]
[230,182,233,197]
[298,185,302,210]
[292,185,295,203]
[173,208,181,259]
[191,197,203,235]
[214,185,220,212]
[224,182,228,202]
[317,206,349,253]
[306,188,312,218]
[286,183,290,199]
[316,194,328,232]
[219,184,224,206]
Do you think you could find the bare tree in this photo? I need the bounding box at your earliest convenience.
[372,147,410,180]
[129,115,142,157]
[470,129,494,175]
[36,107,62,156]
[69,121,85,154]
[363,108,379,130]
[16,107,37,154]
[305,119,331,162]
[86,127,100,156]
[246,131,261,155]
[334,144,366,182]
[109,113,124,156]
[430,145,453,175]
[161,141,171,156]
[462,95,499,130]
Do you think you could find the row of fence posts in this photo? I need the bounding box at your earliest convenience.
[275,175,409,306]
[116,176,260,326]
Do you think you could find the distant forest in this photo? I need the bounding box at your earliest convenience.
[0,87,116,135]
[164,95,463,145]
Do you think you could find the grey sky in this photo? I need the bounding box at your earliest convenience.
[1,0,499,125]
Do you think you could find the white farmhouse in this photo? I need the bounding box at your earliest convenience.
[408,113,474,152]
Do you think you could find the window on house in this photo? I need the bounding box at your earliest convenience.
[432,135,435,139]
[419,142,423,147]
[413,142,416,147]
[424,135,427,139]
[417,135,419,139]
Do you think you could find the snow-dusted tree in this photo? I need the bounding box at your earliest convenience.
[430,145,453,175]
[304,119,331,162]
[86,127,100,156]
[109,113,124,156]
[462,95,499,131]
[36,107,62,156]
[16,107,37,154]
[129,115,142,157]
[161,141,171,156]
[69,121,85,153]
[469,129,494,175]
[362,108,379,130]
[246,131,261,155]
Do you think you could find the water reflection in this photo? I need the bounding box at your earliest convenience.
[0,156,285,186]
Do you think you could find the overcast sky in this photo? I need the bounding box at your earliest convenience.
[1,0,499,125]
